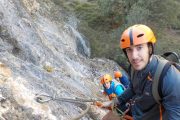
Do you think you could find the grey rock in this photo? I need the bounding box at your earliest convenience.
[0,0,126,120]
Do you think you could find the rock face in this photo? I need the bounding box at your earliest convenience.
[0,0,126,119]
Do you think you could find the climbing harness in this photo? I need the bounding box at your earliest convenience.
[112,102,133,120]
[35,93,103,120]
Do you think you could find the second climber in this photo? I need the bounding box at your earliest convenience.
[100,74,125,100]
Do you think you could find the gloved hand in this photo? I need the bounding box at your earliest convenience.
[94,100,114,110]
[102,100,115,109]
[110,93,116,98]
[123,115,133,120]
[102,91,107,95]
[94,98,119,109]
[94,101,103,107]
[109,93,116,100]
[94,100,113,108]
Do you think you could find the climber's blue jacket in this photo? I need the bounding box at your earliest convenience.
[104,80,125,99]
[117,55,180,120]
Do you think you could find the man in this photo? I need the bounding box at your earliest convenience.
[100,24,180,120]
[100,74,125,100]
[114,71,130,88]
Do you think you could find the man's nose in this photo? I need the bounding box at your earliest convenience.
[131,49,138,59]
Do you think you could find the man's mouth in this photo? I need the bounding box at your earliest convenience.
[132,59,141,66]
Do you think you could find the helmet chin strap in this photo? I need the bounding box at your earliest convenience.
[147,42,156,67]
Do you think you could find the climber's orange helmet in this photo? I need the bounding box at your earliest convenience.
[120,24,156,49]
[100,74,112,84]
[114,71,122,78]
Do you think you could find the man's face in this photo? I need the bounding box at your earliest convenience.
[125,43,150,71]
[104,82,111,89]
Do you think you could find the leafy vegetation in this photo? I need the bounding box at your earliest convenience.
[53,0,180,70]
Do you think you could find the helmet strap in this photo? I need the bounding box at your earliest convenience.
[123,49,128,58]
[148,42,154,56]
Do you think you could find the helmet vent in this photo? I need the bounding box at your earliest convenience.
[121,39,125,42]
[137,34,144,38]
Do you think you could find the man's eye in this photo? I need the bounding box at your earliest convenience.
[137,46,143,50]
[126,48,132,52]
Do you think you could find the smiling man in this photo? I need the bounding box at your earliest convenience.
[125,43,150,70]
[99,24,180,120]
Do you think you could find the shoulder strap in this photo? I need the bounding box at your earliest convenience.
[113,80,126,91]
[158,62,172,99]
[152,55,168,104]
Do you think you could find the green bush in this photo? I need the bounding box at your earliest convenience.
[56,0,180,68]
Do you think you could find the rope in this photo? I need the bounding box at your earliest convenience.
[35,94,102,120]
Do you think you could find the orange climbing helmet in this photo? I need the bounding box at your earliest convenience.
[120,24,156,49]
[114,71,122,78]
[100,74,112,84]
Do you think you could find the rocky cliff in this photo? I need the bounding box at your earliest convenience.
[0,0,125,119]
